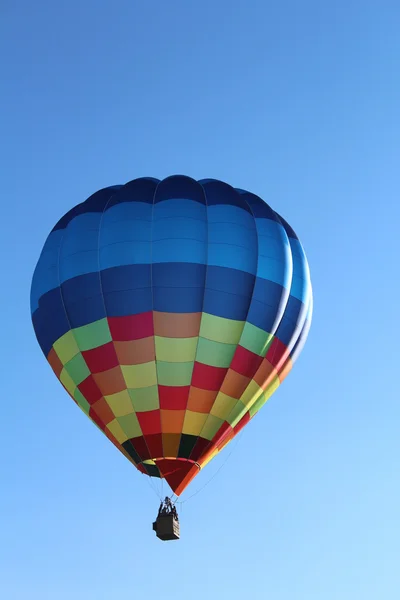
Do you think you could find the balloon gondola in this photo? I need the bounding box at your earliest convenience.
[30,175,312,540]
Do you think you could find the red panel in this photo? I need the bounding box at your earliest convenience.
[144,433,163,458]
[91,397,115,425]
[211,421,232,447]
[158,385,190,410]
[189,436,211,462]
[266,337,289,369]
[108,312,154,342]
[89,407,106,431]
[156,458,199,495]
[82,342,119,373]
[136,410,162,435]
[78,375,103,405]
[130,436,151,461]
[191,362,228,391]
[230,346,263,378]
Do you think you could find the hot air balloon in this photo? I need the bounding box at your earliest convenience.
[31,175,312,539]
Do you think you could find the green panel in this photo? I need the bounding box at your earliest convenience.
[200,313,244,344]
[53,330,80,365]
[73,318,112,351]
[128,385,160,412]
[210,392,238,419]
[59,368,76,395]
[65,353,91,385]
[156,361,193,386]
[201,414,224,441]
[226,400,246,427]
[74,388,90,414]
[196,337,236,368]
[240,322,273,357]
[155,336,198,362]
[249,378,280,417]
[117,412,142,439]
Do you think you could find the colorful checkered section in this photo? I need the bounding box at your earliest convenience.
[31,176,312,495]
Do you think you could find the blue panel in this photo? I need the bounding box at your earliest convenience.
[288,239,310,303]
[31,264,59,312]
[275,296,306,346]
[152,239,206,264]
[238,191,278,220]
[207,204,255,228]
[255,218,288,241]
[64,294,106,328]
[31,230,65,311]
[59,250,99,282]
[251,277,286,306]
[208,243,257,273]
[103,288,152,317]
[101,218,152,244]
[246,300,284,335]
[290,297,313,361]
[99,241,152,268]
[206,265,254,297]
[61,228,100,256]
[257,254,291,287]
[154,175,206,204]
[33,288,70,354]
[153,286,204,313]
[63,212,101,234]
[278,215,299,240]
[247,277,289,334]
[104,201,153,223]
[101,264,151,293]
[40,229,64,255]
[153,216,207,241]
[107,178,158,207]
[200,179,252,214]
[208,221,258,250]
[203,289,251,321]
[153,198,207,220]
[61,272,100,304]
[152,262,206,288]
[52,187,121,231]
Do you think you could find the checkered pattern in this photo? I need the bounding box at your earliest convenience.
[31,176,312,495]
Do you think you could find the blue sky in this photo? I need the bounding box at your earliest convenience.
[1,1,400,598]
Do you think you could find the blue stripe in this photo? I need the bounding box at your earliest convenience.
[52,187,121,231]
[107,178,158,207]
[247,278,289,334]
[100,241,152,269]
[32,289,70,355]
[200,179,252,214]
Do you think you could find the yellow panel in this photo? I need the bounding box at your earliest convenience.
[200,414,224,441]
[106,419,128,444]
[121,361,157,388]
[53,330,80,364]
[182,410,209,436]
[250,375,280,417]
[105,390,134,417]
[239,379,262,407]
[154,336,198,362]
[199,313,243,344]
[210,392,238,420]
[59,368,76,396]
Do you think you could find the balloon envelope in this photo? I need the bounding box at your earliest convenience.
[31,176,312,495]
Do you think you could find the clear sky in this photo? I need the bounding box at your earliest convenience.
[1,1,400,598]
